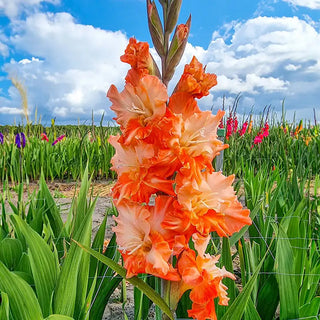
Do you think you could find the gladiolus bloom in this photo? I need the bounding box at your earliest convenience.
[107,75,168,143]
[225,114,233,140]
[238,121,248,136]
[252,121,269,147]
[41,133,49,142]
[247,120,253,133]
[175,56,217,99]
[0,132,3,145]
[52,134,65,146]
[15,132,26,149]
[112,199,180,280]
[176,171,251,236]
[294,121,303,137]
[178,249,236,320]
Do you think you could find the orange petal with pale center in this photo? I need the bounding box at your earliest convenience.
[112,200,179,280]
[177,171,251,236]
[107,75,167,129]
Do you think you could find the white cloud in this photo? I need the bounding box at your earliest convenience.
[18,57,41,64]
[0,106,22,115]
[0,32,9,56]
[285,64,301,71]
[0,41,8,56]
[3,12,129,121]
[180,16,320,116]
[0,0,59,19]
[1,12,320,123]
[282,0,320,9]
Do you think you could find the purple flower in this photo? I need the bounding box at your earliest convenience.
[0,132,3,145]
[52,134,66,146]
[15,132,26,149]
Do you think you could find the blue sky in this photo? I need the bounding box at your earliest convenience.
[0,0,320,125]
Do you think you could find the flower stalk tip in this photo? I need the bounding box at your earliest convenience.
[147,0,165,57]
[165,0,183,35]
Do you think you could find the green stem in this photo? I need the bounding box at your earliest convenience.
[161,279,172,319]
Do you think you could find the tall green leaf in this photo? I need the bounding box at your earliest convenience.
[0,292,9,320]
[88,233,121,320]
[44,316,74,320]
[53,197,93,317]
[274,224,299,320]
[10,214,59,317]
[221,237,236,303]
[221,246,269,320]
[0,238,23,270]
[38,173,65,239]
[0,261,43,320]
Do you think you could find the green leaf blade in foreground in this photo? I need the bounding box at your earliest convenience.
[53,208,92,317]
[274,224,299,320]
[0,292,9,320]
[39,173,65,239]
[221,237,236,304]
[0,260,43,320]
[221,243,269,320]
[10,214,59,318]
[0,238,23,270]
[74,241,174,320]
[44,315,74,320]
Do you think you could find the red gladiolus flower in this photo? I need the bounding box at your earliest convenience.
[238,121,248,136]
[41,133,49,142]
[225,114,233,140]
[233,115,238,133]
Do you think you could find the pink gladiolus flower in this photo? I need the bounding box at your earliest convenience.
[52,134,65,146]
[238,121,248,136]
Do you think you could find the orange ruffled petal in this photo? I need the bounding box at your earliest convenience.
[177,171,251,236]
[109,135,175,203]
[179,110,227,164]
[178,249,235,320]
[175,56,217,99]
[112,200,180,280]
[107,75,167,130]
[120,37,152,71]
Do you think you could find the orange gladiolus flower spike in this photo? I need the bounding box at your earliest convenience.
[108,33,251,319]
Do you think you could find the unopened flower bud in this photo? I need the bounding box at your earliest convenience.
[164,15,191,85]
[147,0,165,57]
[165,0,182,35]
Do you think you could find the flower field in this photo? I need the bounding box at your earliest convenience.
[0,0,319,319]
[0,116,319,320]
